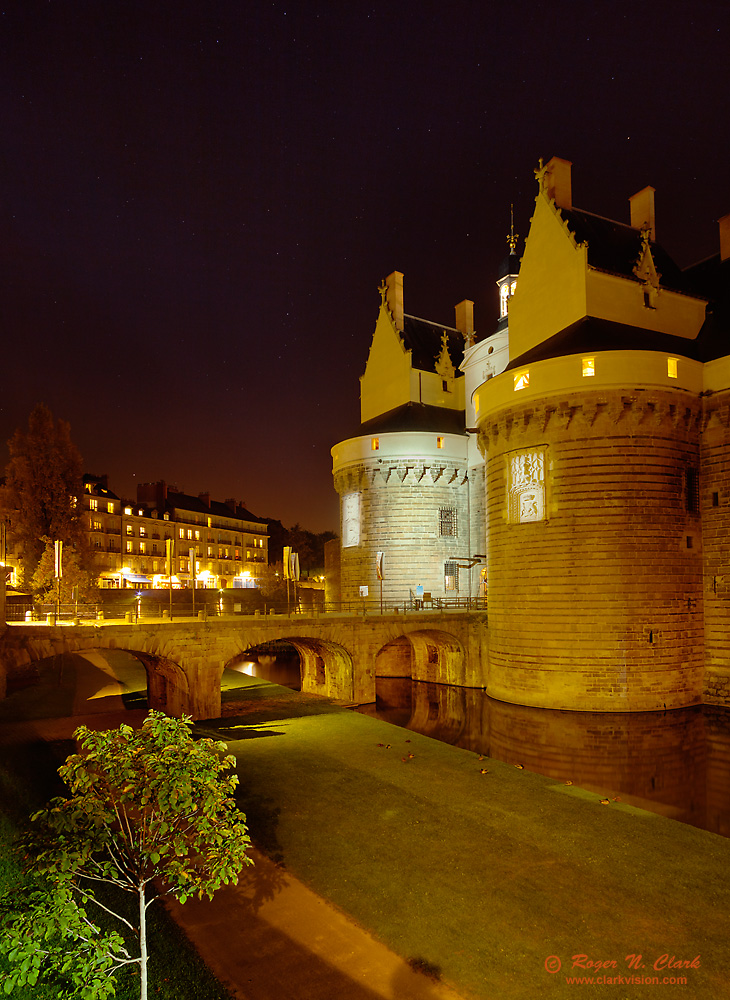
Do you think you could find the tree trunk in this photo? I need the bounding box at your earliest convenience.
[139,884,148,1000]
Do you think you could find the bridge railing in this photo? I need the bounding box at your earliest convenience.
[6,595,488,624]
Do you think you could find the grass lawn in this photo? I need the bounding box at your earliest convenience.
[198,678,730,1000]
[0,734,232,999]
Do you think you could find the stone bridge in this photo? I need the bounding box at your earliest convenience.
[0,611,489,719]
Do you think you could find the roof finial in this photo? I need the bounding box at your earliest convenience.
[507,204,519,254]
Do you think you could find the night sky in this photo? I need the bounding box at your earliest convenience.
[2,1,729,532]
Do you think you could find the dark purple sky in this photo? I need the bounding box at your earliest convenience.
[1,1,728,531]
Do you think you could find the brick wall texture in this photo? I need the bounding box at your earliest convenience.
[479,388,706,712]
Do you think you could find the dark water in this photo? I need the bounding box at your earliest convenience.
[227,652,302,691]
[357,677,730,838]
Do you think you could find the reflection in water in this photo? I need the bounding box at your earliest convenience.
[228,652,301,691]
[358,678,730,838]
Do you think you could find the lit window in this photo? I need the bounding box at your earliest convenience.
[139,526,146,537]
[137,509,143,516]
[125,507,132,515]
[437,436,445,449]
[93,520,102,532]
[187,529,193,540]
[510,280,517,296]
[179,528,185,539]
[195,530,200,540]
[126,540,133,553]
[499,283,509,319]
[440,508,457,537]
[107,502,114,513]
[207,516,212,528]
[208,546,213,557]
[152,560,158,572]
[444,561,459,592]
[514,371,530,391]
[371,437,379,451]
[668,357,678,378]
[582,357,595,377]
[140,541,146,554]
[126,525,133,536]
[164,513,169,521]
[90,498,98,511]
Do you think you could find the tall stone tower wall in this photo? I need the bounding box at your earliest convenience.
[333,459,471,604]
[700,389,730,705]
[479,387,704,712]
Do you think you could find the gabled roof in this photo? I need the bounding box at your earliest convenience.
[360,402,466,435]
[560,208,692,295]
[401,314,466,372]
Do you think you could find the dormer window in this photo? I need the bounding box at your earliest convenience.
[499,283,510,318]
[667,357,678,379]
[582,357,595,377]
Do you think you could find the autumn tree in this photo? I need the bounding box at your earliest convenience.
[2,403,87,588]
[31,535,98,603]
[0,712,253,1000]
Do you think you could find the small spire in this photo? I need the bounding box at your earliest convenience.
[507,204,519,254]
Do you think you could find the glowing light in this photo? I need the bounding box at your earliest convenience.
[582,357,595,377]
[371,437,380,451]
[437,436,445,449]
[514,371,530,391]
[668,357,678,378]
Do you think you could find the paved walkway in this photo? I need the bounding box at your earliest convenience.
[165,848,467,1000]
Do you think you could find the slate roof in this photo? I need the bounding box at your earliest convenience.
[166,490,267,525]
[360,402,466,436]
[401,314,466,372]
[560,208,692,294]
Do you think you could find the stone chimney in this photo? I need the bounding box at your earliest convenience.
[455,300,474,340]
[385,270,404,331]
[629,186,656,241]
[544,156,573,210]
[719,213,730,262]
[198,491,211,508]
[224,498,237,512]
[138,481,167,508]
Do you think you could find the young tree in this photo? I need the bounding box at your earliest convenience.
[30,535,98,604]
[2,403,87,587]
[0,712,253,1000]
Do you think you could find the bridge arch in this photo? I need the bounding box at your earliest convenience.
[375,628,466,687]
[281,637,354,702]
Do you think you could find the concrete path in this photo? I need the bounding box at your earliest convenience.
[165,848,467,1000]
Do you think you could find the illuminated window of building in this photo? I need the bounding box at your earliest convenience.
[107,502,114,513]
[510,280,517,296]
[508,448,547,524]
[207,516,212,528]
[371,437,379,451]
[514,371,529,391]
[179,528,185,539]
[125,507,132,515]
[140,541,146,555]
[208,546,213,556]
[139,526,146,537]
[247,550,251,559]
[342,492,361,548]
[90,498,98,511]
[437,436,445,449]
[582,357,595,377]
[499,283,509,318]
[164,513,169,521]
[439,507,457,536]
[126,540,133,553]
[187,529,193,540]
[85,483,93,493]
[444,561,459,591]
[126,525,133,536]
[195,530,200,540]
[93,520,102,532]
[668,357,678,378]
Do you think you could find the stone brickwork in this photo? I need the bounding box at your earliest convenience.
[479,388,705,712]
[700,389,730,706]
[334,460,470,604]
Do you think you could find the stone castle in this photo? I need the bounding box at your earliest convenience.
[331,156,730,713]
